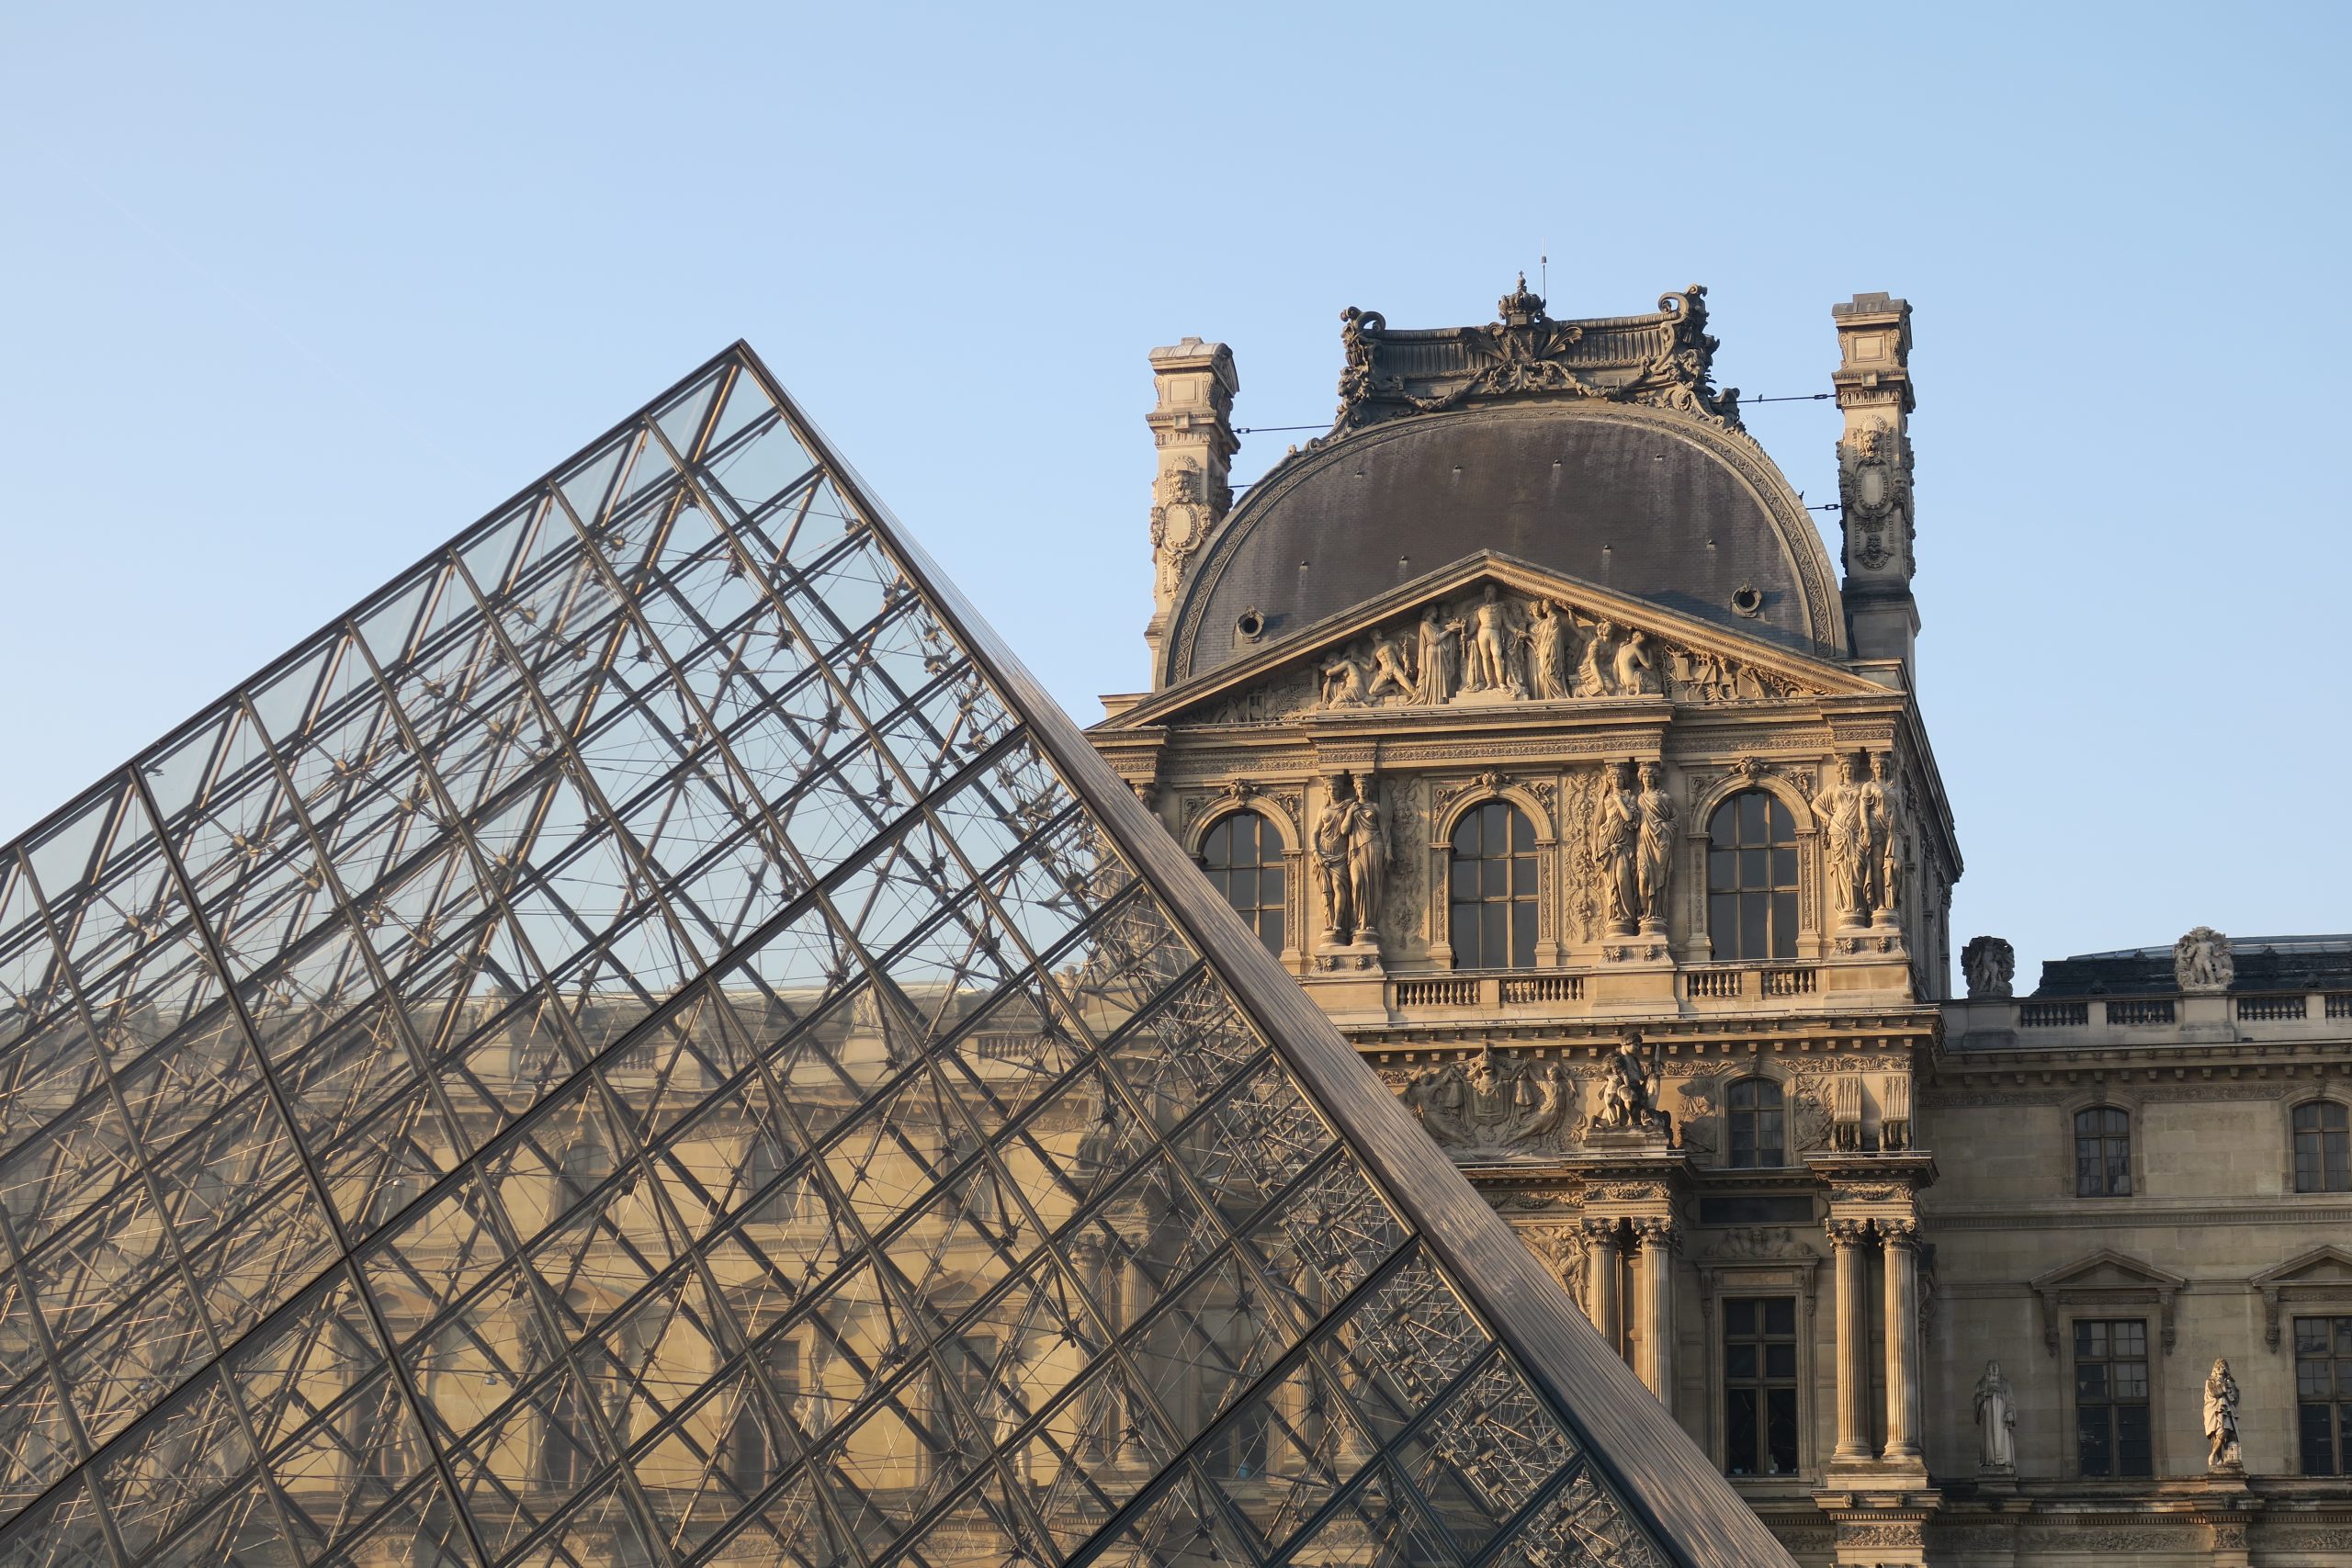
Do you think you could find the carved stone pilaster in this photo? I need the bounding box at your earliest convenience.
[1832,292,1917,673]
[1145,339,1238,678]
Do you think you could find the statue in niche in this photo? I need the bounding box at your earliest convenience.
[2204,1358,2244,1471]
[1365,627,1415,703]
[1411,606,1448,700]
[1317,648,1371,708]
[1613,629,1663,696]
[1589,760,1642,936]
[1342,773,1386,940]
[1464,585,1523,694]
[1593,1031,1667,1135]
[1962,935,2015,998]
[1816,752,1869,928]
[1634,761,1677,935]
[2175,927,2234,994]
[1525,599,1569,699]
[1573,617,1613,698]
[1973,1360,2018,1472]
[1869,752,1907,926]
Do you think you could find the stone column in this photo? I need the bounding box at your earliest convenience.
[1881,1218,1923,1461]
[1583,1219,1623,1357]
[1634,1219,1678,1403]
[1826,1218,1875,1461]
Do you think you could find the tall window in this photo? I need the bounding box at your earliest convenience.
[1707,791,1798,961]
[1726,1078,1786,1168]
[1723,1297,1799,1476]
[2295,1101,2351,1193]
[1201,812,1285,955]
[2074,1319,2152,1477]
[1450,802,1536,969]
[2296,1315,2352,1475]
[2074,1107,2132,1197]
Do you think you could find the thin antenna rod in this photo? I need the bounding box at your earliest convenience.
[1540,253,1548,299]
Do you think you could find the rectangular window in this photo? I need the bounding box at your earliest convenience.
[1723,1296,1799,1476]
[2074,1319,2152,1477]
[2296,1315,2352,1475]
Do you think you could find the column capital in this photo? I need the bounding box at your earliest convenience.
[1824,1216,1873,1248]
[1630,1216,1680,1252]
[1580,1215,1624,1245]
[1879,1215,1923,1248]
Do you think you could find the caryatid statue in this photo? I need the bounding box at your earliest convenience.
[1862,750,1906,926]
[1589,760,1642,936]
[1817,752,1870,928]
[1313,772,1384,945]
[2204,1358,2244,1471]
[1342,773,1386,940]
[1634,761,1677,935]
[1312,778,1354,940]
[1973,1359,2018,1472]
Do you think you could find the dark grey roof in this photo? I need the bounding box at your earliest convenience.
[2035,935,2352,996]
[1164,402,1845,685]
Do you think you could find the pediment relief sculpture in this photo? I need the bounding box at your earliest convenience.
[1309,583,1794,716]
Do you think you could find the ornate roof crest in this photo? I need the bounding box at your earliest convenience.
[1334,282,1745,434]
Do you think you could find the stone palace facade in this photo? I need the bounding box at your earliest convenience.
[1091,284,2352,1565]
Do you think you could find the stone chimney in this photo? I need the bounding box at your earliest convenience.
[1831,293,1917,675]
[1144,338,1238,681]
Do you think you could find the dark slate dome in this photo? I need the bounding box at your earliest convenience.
[1163,401,1845,684]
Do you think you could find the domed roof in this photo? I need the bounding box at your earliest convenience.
[1163,400,1846,684]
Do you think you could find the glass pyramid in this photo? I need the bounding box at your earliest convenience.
[0,347,1788,1567]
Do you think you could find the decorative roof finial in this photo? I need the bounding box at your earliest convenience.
[1498,272,1547,328]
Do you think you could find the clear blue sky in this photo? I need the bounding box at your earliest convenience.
[3,3,2345,987]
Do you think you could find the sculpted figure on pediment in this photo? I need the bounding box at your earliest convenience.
[1589,760,1642,936]
[1613,629,1663,696]
[1525,599,1569,699]
[1365,627,1415,703]
[1415,604,1461,704]
[1463,585,1525,695]
[1573,616,1613,698]
[1318,648,1372,709]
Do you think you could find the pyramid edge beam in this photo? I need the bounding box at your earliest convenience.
[731,344,1801,1568]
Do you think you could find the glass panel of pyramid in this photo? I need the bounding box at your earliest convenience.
[0,346,1789,1566]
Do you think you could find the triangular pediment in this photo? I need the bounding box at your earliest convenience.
[2033,1248,2188,1297]
[2254,1246,2352,1289]
[1103,550,1888,731]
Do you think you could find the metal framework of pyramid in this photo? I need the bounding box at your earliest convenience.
[0,346,1788,1567]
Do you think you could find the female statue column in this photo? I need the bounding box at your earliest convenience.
[1817,753,1869,928]
[1973,1359,2017,1472]
[1869,751,1906,927]
[1634,761,1676,936]
[1343,776,1386,940]
[1589,761,1642,936]
[1312,782,1353,940]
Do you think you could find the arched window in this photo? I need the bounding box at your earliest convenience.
[1725,1077,1785,1168]
[1449,802,1536,970]
[2075,1106,2132,1197]
[1707,791,1798,961]
[2295,1101,2351,1193]
[1200,812,1285,955]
